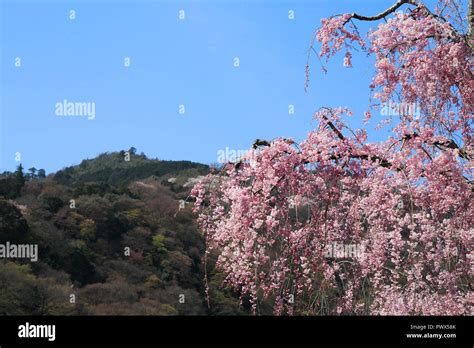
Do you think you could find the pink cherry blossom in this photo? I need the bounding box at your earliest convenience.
[192,0,473,315]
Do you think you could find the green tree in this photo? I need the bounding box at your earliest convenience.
[28,167,37,179]
[152,234,167,253]
[37,169,46,179]
[14,164,25,196]
[0,177,18,198]
[43,196,64,213]
[0,199,29,243]
[79,219,96,240]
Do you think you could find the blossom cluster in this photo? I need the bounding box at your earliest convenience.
[192,107,472,315]
[192,1,473,315]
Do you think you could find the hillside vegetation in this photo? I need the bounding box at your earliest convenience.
[0,150,245,315]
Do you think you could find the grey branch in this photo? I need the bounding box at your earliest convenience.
[347,0,419,23]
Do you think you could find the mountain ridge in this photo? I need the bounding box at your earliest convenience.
[0,150,245,316]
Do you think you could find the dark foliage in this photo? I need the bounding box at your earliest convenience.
[0,151,244,315]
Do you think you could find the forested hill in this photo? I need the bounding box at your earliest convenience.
[53,149,209,188]
[0,150,244,315]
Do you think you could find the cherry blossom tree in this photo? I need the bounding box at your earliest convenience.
[192,0,473,315]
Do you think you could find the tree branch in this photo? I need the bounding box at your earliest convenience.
[403,133,471,161]
[320,114,345,141]
[253,139,271,149]
[346,0,419,24]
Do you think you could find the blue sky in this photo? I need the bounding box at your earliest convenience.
[0,0,447,173]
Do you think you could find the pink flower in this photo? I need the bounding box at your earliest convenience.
[191,1,472,316]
